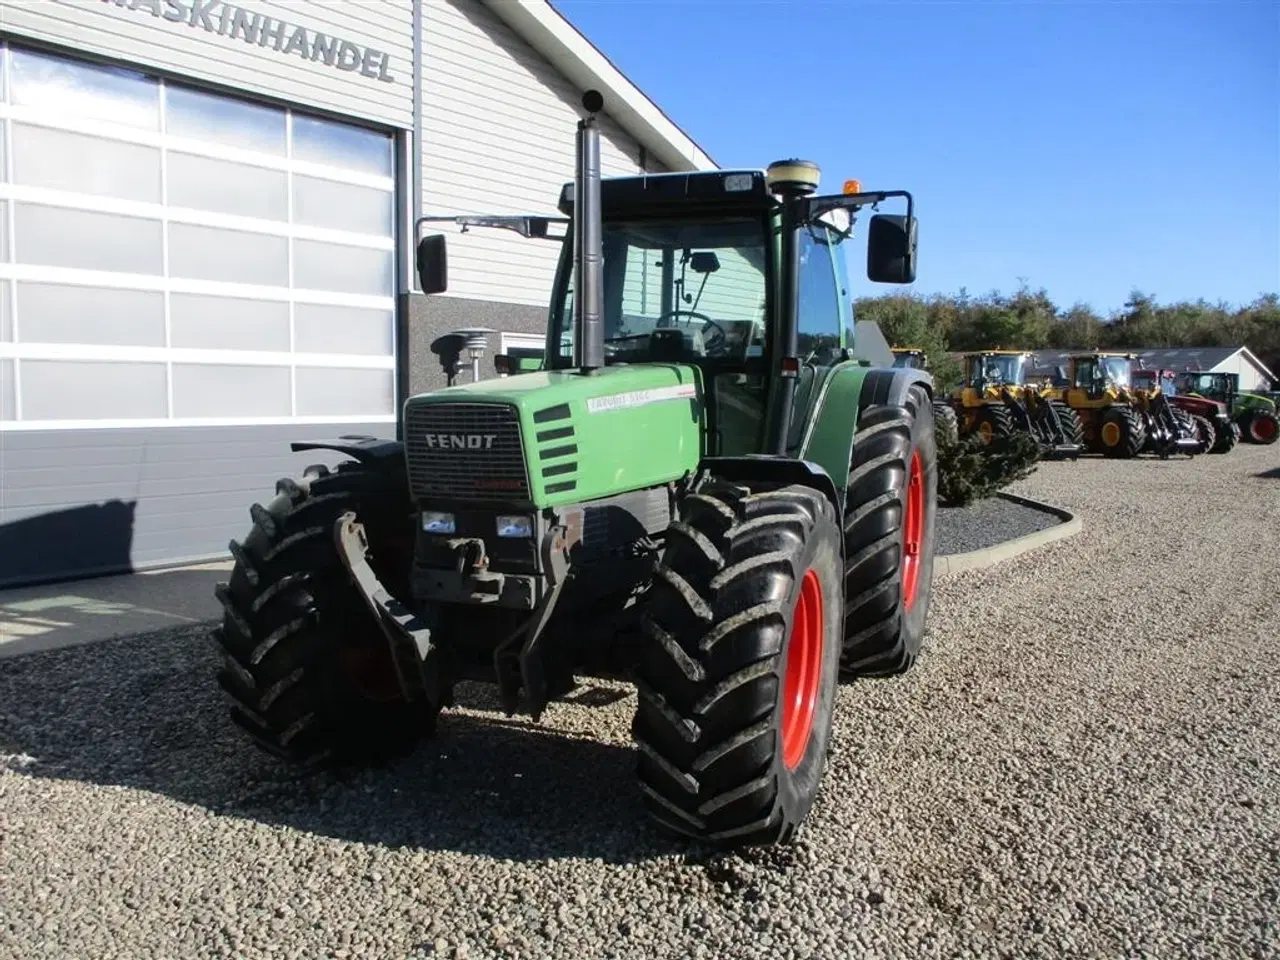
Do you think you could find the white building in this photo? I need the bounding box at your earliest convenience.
[0,0,715,587]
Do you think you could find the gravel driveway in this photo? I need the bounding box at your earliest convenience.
[3,445,1278,960]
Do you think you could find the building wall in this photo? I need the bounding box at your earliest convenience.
[1214,352,1272,392]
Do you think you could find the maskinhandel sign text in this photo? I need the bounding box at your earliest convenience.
[102,0,397,84]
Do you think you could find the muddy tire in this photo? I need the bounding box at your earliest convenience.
[971,404,1014,446]
[213,461,437,768]
[1191,414,1216,452]
[1049,400,1084,448]
[1211,419,1239,454]
[932,400,959,444]
[839,385,938,679]
[633,481,843,847]
[1099,406,1146,459]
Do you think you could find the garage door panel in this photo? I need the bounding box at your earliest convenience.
[169,222,291,287]
[11,123,162,203]
[169,294,291,352]
[21,359,167,421]
[294,239,392,296]
[171,364,292,419]
[1,359,13,421]
[9,46,160,131]
[167,152,290,222]
[294,303,393,356]
[165,83,287,156]
[293,173,394,236]
[16,283,166,347]
[14,203,164,274]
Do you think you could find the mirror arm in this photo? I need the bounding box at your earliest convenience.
[804,189,914,227]
[415,214,570,241]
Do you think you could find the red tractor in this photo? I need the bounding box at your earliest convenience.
[1132,368,1238,454]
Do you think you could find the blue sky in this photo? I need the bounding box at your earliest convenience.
[554,0,1279,315]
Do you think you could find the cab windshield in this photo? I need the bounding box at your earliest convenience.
[972,354,1027,385]
[551,217,768,367]
[1099,356,1132,387]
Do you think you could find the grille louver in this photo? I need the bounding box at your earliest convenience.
[404,401,530,502]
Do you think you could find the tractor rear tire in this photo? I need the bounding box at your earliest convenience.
[1099,406,1145,459]
[1191,414,1216,453]
[932,400,959,444]
[839,384,938,679]
[213,461,437,769]
[972,404,1014,446]
[1242,410,1279,445]
[1211,419,1239,454]
[1049,400,1084,448]
[633,481,843,847]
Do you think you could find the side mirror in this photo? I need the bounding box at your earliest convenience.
[417,234,448,294]
[690,251,720,274]
[866,213,918,285]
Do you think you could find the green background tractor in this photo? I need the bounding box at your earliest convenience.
[1174,371,1279,445]
[211,91,940,849]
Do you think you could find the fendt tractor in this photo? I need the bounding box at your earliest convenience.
[891,348,959,441]
[1174,370,1279,446]
[1131,368,1238,454]
[211,92,940,848]
[948,350,1083,458]
[1053,353,1202,458]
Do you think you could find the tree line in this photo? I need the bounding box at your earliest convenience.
[854,286,1280,390]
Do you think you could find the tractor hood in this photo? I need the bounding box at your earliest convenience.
[402,364,705,507]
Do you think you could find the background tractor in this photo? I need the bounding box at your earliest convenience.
[948,350,1083,458]
[1132,367,1238,454]
[1054,353,1202,458]
[892,347,959,442]
[1174,371,1279,445]
[211,91,940,850]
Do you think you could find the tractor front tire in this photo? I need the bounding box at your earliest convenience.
[1049,400,1085,448]
[1242,410,1279,445]
[932,400,959,444]
[1191,414,1216,453]
[840,384,938,679]
[971,404,1014,446]
[1211,419,1239,454]
[1099,407,1145,459]
[633,481,843,847]
[213,461,438,769]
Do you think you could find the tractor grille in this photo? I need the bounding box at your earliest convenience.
[404,401,530,502]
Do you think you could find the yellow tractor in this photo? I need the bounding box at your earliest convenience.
[1052,352,1202,458]
[891,347,959,442]
[949,350,1083,458]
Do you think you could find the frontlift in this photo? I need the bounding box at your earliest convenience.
[212,91,940,847]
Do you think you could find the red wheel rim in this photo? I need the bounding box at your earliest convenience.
[781,569,824,771]
[1254,416,1277,442]
[902,450,925,612]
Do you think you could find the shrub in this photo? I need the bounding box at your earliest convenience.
[936,429,1041,507]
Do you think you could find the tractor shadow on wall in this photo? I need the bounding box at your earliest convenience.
[0,623,680,865]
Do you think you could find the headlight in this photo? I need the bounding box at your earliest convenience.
[421,511,456,535]
[495,515,533,538]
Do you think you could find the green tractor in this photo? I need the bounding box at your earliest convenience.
[1174,371,1279,445]
[211,91,940,849]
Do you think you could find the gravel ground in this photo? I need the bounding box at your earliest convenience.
[936,494,1061,555]
[2,444,1279,960]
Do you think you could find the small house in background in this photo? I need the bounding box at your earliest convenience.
[1027,346,1275,392]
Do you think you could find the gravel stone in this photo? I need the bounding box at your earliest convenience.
[936,493,1061,555]
[1,445,1278,960]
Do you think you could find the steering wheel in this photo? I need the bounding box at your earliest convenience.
[653,309,728,355]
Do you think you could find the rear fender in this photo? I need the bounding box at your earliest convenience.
[798,365,933,501]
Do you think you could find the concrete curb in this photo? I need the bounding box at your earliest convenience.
[933,491,1082,576]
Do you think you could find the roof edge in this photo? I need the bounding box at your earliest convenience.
[479,0,718,173]
[1238,345,1277,380]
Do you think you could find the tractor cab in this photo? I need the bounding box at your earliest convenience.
[1066,352,1138,402]
[891,348,929,370]
[1132,368,1177,397]
[963,350,1033,392]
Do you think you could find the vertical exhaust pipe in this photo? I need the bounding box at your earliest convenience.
[574,90,605,374]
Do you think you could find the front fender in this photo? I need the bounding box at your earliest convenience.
[799,365,933,500]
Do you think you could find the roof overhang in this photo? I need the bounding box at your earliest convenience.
[1236,346,1277,381]
[479,0,717,173]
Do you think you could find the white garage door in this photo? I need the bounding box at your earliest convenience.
[0,41,399,429]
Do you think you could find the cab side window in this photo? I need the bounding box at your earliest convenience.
[796,228,842,366]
